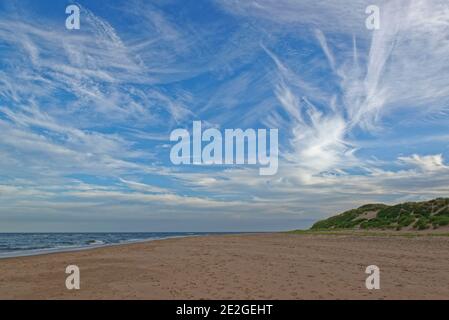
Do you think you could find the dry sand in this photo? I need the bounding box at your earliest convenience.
[0,233,448,300]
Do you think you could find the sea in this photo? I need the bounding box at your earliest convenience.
[0,232,234,258]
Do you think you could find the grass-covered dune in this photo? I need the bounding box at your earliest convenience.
[311,198,449,231]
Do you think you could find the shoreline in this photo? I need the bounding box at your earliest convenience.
[0,235,187,260]
[3,228,448,260]
[0,232,259,260]
[1,233,448,299]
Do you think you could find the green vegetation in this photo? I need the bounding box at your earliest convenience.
[310,198,449,231]
[287,229,449,238]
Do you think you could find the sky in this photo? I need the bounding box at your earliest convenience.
[1,0,449,232]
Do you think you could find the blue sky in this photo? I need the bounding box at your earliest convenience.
[1,0,449,232]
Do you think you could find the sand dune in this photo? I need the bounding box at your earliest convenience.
[0,233,448,300]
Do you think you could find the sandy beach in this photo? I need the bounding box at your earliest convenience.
[0,233,448,300]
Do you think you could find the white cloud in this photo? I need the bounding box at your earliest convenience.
[398,154,448,172]
[119,178,171,194]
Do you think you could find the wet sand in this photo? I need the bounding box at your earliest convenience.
[0,233,448,300]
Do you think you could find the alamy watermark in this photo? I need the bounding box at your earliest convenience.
[365,265,380,290]
[65,5,80,30]
[170,121,278,176]
[65,265,80,290]
[365,5,380,30]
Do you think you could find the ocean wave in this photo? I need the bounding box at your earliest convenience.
[0,232,213,258]
[85,240,105,246]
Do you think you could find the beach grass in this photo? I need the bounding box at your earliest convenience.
[287,229,449,238]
